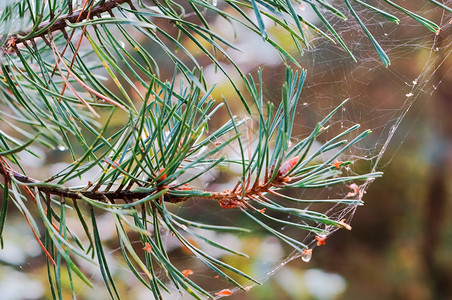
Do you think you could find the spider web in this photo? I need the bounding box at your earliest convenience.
[167,1,452,299]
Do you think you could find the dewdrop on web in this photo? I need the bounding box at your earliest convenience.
[301,249,312,262]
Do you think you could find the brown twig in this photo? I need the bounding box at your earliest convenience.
[0,155,292,208]
[1,0,128,51]
[0,164,187,204]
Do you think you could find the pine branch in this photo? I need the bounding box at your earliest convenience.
[1,0,448,297]
[0,161,184,203]
[1,0,129,52]
[0,66,382,297]
[0,152,341,206]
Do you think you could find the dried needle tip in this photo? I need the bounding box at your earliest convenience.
[332,159,343,169]
[315,235,327,246]
[280,156,299,177]
[215,289,232,297]
[158,167,167,180]
[338,219,352,230]
[142,242,152,253]
[346,183,359,198]
[181,269,193,277]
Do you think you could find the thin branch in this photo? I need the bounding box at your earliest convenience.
[0,157,290,207]
[0,165,184,203]
[2,0,128,51]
